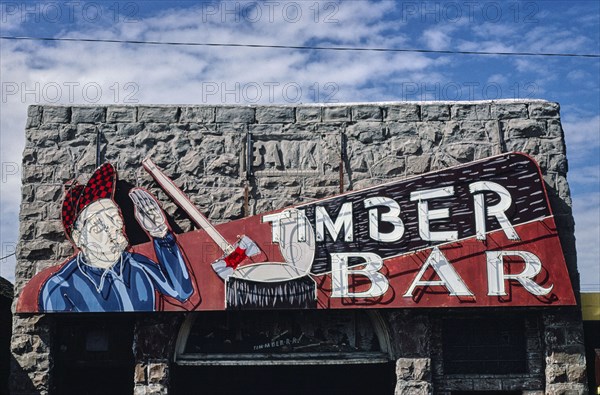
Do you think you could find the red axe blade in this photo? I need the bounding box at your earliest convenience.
[211,235,261,280]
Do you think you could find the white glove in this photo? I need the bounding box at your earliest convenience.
[129,188,168,238]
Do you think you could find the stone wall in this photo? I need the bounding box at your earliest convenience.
[12,101,587,394]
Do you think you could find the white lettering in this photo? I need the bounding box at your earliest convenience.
[262,209,309,243]
[316,203,353,242]
[262,210,291,243]
[331,252,389,298]
[410,186,457,241]
[404,247,473,297]
[470,181,519,240]
[486,250,552,296]
[364,197,405,242]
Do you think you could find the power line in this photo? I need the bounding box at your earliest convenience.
[1,35,599,58]
[0,252,15,261]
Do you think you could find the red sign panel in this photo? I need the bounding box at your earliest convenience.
[18,152,576,312]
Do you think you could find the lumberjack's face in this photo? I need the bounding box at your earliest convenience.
[72,199,128,269]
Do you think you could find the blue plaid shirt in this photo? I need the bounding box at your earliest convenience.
[39,232,193,312]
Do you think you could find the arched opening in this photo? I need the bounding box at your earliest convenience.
[171,310,395,395]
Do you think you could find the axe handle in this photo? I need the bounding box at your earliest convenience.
[142,158,235,255]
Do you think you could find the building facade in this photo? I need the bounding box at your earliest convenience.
[11,101,588,394]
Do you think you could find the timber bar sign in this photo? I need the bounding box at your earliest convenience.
[18,152,576,313]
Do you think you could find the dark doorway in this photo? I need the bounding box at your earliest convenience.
[52,315,135,395]
[172,362,396,395]
[172,310,395,394]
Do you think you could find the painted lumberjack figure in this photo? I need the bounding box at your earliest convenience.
[29,163,194,312]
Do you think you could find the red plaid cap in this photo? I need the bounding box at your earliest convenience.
[61,163,117,238]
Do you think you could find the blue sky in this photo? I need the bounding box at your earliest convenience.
[1,1,599,290]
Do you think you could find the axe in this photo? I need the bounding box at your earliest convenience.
[142,158,261,280]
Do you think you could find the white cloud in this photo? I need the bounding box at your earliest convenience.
[487,73,508,85]
[422,28,451,51]
[567,70,588,82]
[521,26,589,54]
[568,165,600,186]
[562,115,600,158]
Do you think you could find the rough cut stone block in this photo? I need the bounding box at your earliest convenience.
[385,104,420,121]
[249,124,281,134]
[418,123,443,144]
[388,122,418,137]
[218,123,247,135]
[19,220,35,241]
[546,119,565,139]
[352,105,382,121]
[107,106,137,123]
[548,154,568,173]
[147,362,168,384]
[42,107,70,123]
[22,182,35,202]
[394,382,432,395]
[566,363,586,382]
[392,138,421,155]
[27,128,61,148]
[137,106,180,123]
[296,107,321,122]
[444,121,489,141]
[421,105,450,121]
[505,119,546,138]
[134,364,147,384]
[323,106,350,121]
[347,122,387,143]
[58,124,77,141]
[546,363,568,383]
[451,104,490,120]
[281,123,316,135]
[76,123,99,138]
[529,102,560,118]
[35,186,62,202]
[134,384,168,395]
[180,106,215,123]
[396,358,431,381]
[71,107,106,123]
[491,103,528,119]
[256,106,295,123]
[26,106,42,128]
[445,143,475,162]
[405,155,430,174]
[216,106,255,123]
[545,383,588,395]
